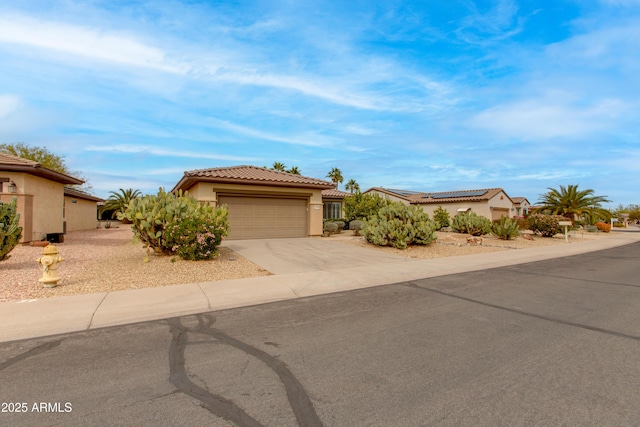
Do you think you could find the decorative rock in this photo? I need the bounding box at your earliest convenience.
[523,234,534,241]
[466,237,483,246]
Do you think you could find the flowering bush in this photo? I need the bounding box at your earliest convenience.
[595,222,611,233]
[165,215,228,260]
[120,188,228,261]
[527,214,564,237]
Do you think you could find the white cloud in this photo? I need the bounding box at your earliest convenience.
[209,119,335,147]
[469,98,626,139]
[0,14,188,73]
[0,94,21,118]
[84,144,258,162]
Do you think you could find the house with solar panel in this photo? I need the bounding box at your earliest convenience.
[364,187,516,221]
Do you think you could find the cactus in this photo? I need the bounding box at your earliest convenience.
[119,188,229,260]
[451,212,491,236]
[362,202,437,249]
[0,197,23,261]
[491,217,520,240]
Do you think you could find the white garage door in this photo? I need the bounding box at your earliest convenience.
[218,196,308,240]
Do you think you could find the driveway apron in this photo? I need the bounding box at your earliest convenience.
[223,238,410,275]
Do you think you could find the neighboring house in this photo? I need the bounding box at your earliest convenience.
[172,165,336,239]
[364,187,515,221]
[321,187,351,220]
[0,152,100,243]
[511,197,531,217]
[63,187,104,232]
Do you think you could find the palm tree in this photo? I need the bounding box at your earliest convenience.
[101,188,142,223]
[535,184,611,223]
[287,166,301,175]
[326,167,344,188]
[345,178,360,194]
[272,162,286,172]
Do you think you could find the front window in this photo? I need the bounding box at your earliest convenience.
[323,201,342,219]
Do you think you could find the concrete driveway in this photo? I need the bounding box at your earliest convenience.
[223,237,410,275]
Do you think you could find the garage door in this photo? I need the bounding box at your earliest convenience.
[218,196,308,240]
[491,208,510,221]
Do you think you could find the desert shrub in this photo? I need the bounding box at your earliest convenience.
[323,221,339,235]
[433,206,450,230]
[343,192,389,221]
[164,214,228,260]
[514,217,529,230]
[120,188,229,260]
[491,217,520,240]
[0,197,23,261]
[595,222,611,233]
[332,220,345,232]
[362,203,437,249]
[349,220,365,236]
[527,214,564,237]
[586,225,597,232]
[451,212,491,236]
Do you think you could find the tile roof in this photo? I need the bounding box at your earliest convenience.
[173,165,335,191]
[64,187,104,202]
[0,152,84,185]
[322,188,351,198]
[511,197,530,204]
[408,188,507,204]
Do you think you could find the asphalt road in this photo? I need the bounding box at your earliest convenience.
[1,242,639,426]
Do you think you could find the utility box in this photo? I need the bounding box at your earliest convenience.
[46,233,65,244]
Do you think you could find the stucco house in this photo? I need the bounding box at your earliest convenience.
[364,187,515,221]
[172,165,337,239]
[511,197,531,217]
[321,187,351,220]
[0,153,102,242]
[63,187,104,232]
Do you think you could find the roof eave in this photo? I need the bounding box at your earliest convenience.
[1,164,84,185]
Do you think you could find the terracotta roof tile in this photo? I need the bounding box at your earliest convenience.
[174,165,335,191]
[408,188,506,204]
[322,188,351,198]
[64,187,104,202]
[0,152,84,185]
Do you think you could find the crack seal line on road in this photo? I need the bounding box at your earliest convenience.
[167,314,323,427]
[0,339,63,371]
[404,282,640,342]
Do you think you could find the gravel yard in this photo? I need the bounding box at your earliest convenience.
[1,225,611,302]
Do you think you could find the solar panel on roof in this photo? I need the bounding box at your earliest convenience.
[423,190,488,199]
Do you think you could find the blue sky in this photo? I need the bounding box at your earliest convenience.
[1,0,639,206]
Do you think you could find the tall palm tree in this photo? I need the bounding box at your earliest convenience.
[272,162,286,172]
[345,178,360,194]
[535,184,611,222]
[101,188,142,223]
[326,167,344,188]
[287,166,301,175]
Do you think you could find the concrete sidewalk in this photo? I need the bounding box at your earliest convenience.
[2,230,639,343]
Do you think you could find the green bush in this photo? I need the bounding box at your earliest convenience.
[323,221,339,235]
[120,188,229,260]
[527,214,564,237]
[491,217,520,240]
[451,212,491,236]
[349,220,365,236]
[343,192,389,221]
[433,206,450,230]
[362,203,437,249]
[0,197,23,261]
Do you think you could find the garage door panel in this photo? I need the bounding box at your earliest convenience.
[218,196,307,239]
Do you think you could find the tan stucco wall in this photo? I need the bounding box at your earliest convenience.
[0,172,63,242]
[186,182,325,236]
[418,191,514,220]
[64,196,98,231]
